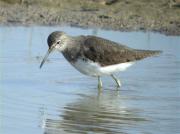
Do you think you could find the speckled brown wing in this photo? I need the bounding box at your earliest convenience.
[81,36,161,66]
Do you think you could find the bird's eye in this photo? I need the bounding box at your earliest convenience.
[57,41,60,44]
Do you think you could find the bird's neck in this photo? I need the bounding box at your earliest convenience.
[60,35,76,51]
[61,35,82,63]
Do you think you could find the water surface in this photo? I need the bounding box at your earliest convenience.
[0,26,180,134]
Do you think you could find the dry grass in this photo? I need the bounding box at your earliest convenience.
[0,0,179,35]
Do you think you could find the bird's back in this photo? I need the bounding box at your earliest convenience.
[78,35,161,66]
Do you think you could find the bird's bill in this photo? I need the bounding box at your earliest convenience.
[39,46,55,69]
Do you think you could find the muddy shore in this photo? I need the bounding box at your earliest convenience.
[0,0,180,35]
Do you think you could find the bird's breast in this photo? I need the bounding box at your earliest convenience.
[70,58,134,77]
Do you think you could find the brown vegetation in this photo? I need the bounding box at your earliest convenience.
[0,0,179,35]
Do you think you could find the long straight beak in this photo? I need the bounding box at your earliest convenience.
[39,46,55,69]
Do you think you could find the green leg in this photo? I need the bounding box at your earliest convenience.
[98,76,102,90]
[111,74,121,87]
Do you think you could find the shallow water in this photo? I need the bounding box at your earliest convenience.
[0,26,180,134]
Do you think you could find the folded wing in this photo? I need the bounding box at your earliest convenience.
[81,36,161,66]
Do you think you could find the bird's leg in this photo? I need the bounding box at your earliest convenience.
[111,74,121,87]
[98,76,102,90]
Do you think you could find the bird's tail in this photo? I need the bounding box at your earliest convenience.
[134,49,162,60]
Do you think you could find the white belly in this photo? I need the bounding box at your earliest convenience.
[71,59,134,77]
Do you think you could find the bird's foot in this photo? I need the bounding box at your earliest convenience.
[116,79,121,88]
[98,76,103,91]
[111,74,121,88]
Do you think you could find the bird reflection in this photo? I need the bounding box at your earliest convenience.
[43,90,147,134]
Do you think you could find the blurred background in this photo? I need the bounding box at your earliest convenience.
[0,0,180,35]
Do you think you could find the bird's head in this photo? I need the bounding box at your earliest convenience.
[40,31,68,68]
